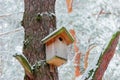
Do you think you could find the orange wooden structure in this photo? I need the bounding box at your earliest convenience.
[70,29,81,77]
[66,0,73,13]
[41,27,74,66]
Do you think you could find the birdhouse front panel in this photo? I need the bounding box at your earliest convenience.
[46,36,68,66]
[54,35,68,59]
[59,30,73,45]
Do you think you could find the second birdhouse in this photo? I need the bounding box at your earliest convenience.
[41,27,74,66]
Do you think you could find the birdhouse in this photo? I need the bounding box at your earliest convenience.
[41,27,74,66]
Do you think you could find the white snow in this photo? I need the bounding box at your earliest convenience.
[0,0,120,80]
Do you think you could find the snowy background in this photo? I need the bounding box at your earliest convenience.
[0,0,120,80]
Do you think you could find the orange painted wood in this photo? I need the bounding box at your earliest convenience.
[66,0,73,13]
[74,53,81,77]
[70,29,81,77]
[47,56,66,66]
[60,31,73,45]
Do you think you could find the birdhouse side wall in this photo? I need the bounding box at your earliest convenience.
[46,39,56,61]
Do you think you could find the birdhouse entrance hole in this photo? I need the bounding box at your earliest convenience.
[59,37,63,41]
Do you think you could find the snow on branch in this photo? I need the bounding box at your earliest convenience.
[0,27,23,37]
[0,12,23,18]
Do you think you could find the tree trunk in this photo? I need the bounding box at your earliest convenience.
[84,31,120,80]
[92,31,120,80]
[22,0,58,80]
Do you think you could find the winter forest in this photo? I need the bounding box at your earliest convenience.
[0,0,120,80]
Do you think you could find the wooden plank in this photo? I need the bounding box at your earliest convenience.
[47,56,67,66]
[46,39,55,61]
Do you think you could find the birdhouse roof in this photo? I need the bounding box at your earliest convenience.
[41,27,74,45]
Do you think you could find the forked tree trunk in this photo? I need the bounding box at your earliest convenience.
[22,0,58,80]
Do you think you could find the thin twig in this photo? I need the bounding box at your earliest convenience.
[0,27,23,37]
[0,12,24,18]
[84,45,96,69]
[96,9,104,20]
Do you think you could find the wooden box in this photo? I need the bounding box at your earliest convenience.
[41,27,74,66]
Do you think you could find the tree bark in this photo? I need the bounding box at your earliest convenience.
[22,0,58,80]
[84,31,120,80]
[92,31,120,80]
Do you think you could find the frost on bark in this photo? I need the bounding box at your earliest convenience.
[22,0,58,80]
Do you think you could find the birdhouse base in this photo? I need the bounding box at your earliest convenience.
[47,56,67,66]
